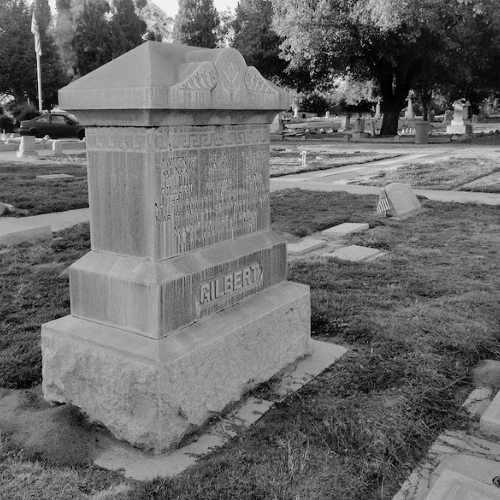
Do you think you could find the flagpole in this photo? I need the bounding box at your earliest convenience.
[36,51,42,112]
[31,4,42,112]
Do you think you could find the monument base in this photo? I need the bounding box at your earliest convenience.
[446,123,472,135]
[42,281,310,453]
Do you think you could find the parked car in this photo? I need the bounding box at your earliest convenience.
[19,111,85,140]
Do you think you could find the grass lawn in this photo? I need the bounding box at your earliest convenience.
[0,162,88,216]
[351,156,500,192]
[1,189,500,499]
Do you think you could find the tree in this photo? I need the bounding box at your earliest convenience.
[72,0,112,76]
[174,0,220,48]
[108,0,147,59]
[0,0,68,107]
[72,0,146,77]
[232,0,287,80]
[271,0,500,135]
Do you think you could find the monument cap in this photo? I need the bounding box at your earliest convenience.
[59,42,290,126]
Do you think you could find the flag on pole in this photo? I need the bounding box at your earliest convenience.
[31,6,42,57]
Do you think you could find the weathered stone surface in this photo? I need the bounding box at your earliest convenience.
[42,281,311,452]
[425,470,500,500]
[321,223,369,238]
[70,230,286,339]
[85,125,272,260]
[93,339,346,480]
[380,182,421,218]
[324,245,385,262]
[37,174,74,180]
[287,238,326,255]
[480,389,500,438]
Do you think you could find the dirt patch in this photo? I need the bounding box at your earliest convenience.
[0,386,118,467]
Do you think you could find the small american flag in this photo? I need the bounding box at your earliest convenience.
[377,196,391,213]
[31,7,42,57]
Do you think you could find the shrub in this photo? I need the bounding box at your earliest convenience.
[0,114,15,133]
[10,103,41,126]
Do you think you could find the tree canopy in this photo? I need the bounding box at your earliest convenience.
[71,0,146,77]
[0,0,68,107]
[271,0,500,134]
[174,0,220,48]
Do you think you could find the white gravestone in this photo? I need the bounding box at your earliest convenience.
[16,136,38,158]
[41,42,311,453]
[447,99,473,135]
[379,183,421,218]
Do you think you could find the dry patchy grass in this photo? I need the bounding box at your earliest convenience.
[351,156,500,192]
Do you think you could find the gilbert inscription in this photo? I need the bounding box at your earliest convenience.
[199,263,262,307]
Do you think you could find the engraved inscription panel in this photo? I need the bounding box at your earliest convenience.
[154,125,270,259]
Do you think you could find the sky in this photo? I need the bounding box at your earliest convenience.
[46,0,239,18]
[158,0,239,18]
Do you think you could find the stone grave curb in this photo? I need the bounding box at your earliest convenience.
[391,384,500,500]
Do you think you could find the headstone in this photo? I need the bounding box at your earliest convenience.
[52,141,63,156]
[0,131,6,143]
[443,109,453,124]
[428,110,435,122]
[321,223,369,238]
[324,245,385,262]
[351,116,367,140]
[352,117,365,133]
[41,42,311,453]
[404,99,414,120]
[0,202,5,216]
[16,136,38,157]
[374,102,381,120]
[325,111,330,118]
[301,150,307,166]
[379,183,421,218]
[287,238,326,256]
[447,99,473,135]
[340,114,351,130]
[367,119,375,136]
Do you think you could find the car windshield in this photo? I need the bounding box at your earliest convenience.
[66,113,79,124]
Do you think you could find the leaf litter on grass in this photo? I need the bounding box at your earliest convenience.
[2,191,500,499]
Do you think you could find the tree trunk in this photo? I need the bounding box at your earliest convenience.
[379,105,402,136]
[378,73,412,136]
[420,91,432,121]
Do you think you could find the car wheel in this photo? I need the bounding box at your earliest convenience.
[78,130,85,140]
[30,130,41,138]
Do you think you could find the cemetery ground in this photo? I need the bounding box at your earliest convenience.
[1,185,500,499]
